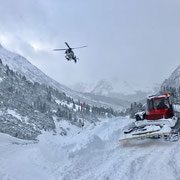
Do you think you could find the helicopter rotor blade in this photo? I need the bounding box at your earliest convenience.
[53,49,67,51]
[65,42,71,49]
[72,46,87,50]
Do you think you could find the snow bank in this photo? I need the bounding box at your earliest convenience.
[174,104,180,113]
[0,132,36,145]
[1,117,180,180]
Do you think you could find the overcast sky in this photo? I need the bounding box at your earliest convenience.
[0,0,180,91]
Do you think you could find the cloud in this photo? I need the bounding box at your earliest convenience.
[0,0,180,89]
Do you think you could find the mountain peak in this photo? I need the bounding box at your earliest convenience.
[91,79,113,96]
[0,45,126,110]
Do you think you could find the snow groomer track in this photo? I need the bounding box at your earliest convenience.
[1,117,180,180]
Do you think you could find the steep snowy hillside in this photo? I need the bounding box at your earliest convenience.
[0,117,179,180]
[0,44,125,110]
[0,61,120,139]
[0,44,74,94]
[0,61,73,139]
[162,65,180,88]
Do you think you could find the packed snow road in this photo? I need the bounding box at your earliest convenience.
[0,117,180,180]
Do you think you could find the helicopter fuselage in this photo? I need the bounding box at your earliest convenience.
[65,49,77,62]
[53,42,86,63]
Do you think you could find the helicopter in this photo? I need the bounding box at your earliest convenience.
[53,42,87,63]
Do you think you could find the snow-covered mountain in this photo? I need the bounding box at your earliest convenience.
[91,79,113,96]
[0,44,126,110]
[162,65,180,88]
[71,80,131,109]
[72,79,159,103]
[0,60,120,139]
[0,44,75,95]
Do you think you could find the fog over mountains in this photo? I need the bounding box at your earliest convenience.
[0,44,128,110]
[1,43,179,141]
[0,45,121,140]
[71,79,160,103]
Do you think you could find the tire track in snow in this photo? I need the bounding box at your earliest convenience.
[168,143,180,180]
[122,141,171,179]
[2,117,180,180]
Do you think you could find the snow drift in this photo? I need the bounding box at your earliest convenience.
[0,117,180,180]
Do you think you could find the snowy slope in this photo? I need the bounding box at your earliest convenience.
[162,64,180,87]
[0,44,74,94]
[0,117,180,180]
[0,44,126,110]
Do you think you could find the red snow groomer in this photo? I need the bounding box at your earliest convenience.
[120,93,180,142]
[138,93,174,121]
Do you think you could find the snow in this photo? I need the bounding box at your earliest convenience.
[135,117,178,128]
[1,117,180,180]
[55,99,80,111]
[58,101,73,109]
[0,45,124,110]
[120,124,172,141]
[147,94,170,99]
[0,77,3,82]
[174,104,180,113]
[162,64,180,88]
[7,109,22,120]
[6,109,30,124]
